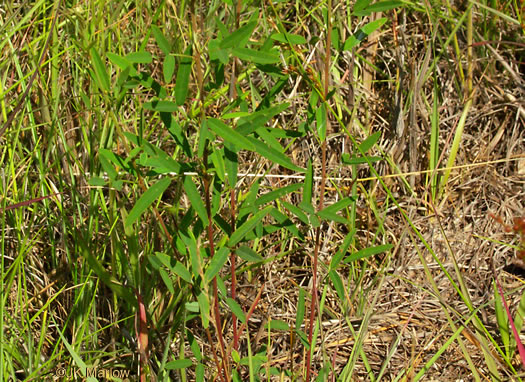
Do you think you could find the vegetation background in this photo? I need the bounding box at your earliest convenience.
[1,0,524,380]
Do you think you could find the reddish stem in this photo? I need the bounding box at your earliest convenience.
[203,174,229,380]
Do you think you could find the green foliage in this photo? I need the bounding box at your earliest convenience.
[2,0,462,380]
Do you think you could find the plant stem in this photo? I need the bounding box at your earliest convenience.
[306,2,331,380]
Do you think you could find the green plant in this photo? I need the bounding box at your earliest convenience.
[85,1,394,379]
[3,0,522,380]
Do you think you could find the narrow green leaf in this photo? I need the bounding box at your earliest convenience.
[176,46,192,105]
[185,302,199,312]
[319,197,355,214]
[316,103,327,141]
[225,143,238,188]
[236,245,263,263]
[429,81,440,200]
[255,127,284,153]
[359,131,381,153]
[354,0,371,12]
[223,111,252,119]
[255,183,303,207]
[361,17,389,36]
[99,148,118,180]
[196,363,205,382]
[187,330,202,361]
[238,102,290,132]
[514,289,525,345]
[155,252,192,283]
[282,201,309,225]
[144,100,178,112]
[265,320,289,331]
[205,247,229,282]
[181,232,201,280]
[81,246,134,305]
[303,160,313,205]
[330,229,356,270]
[343,18,388,51]
[317,196,355,222]
[163,55,175,83]
[342,154,382,165]
[241,180,260,211]
[207,118,255,151]
[316,210,349,224]
[90,48,110,92]
[56,326,88,379]
[152,25,172,54]
[232,349,241,364]
[229,206,272,247]
[247,136,303,172]
[212,179,223,217]
[107,52,133,72]
[269,208,303,239]
[165,358,193,369]
[197,291,210,329]
[220,21,257,49]
[141,154,183,174]
[299,200,315,215]
[332,27,341,51]
[494,281,509,356]
[217,275,227,298]
[344,244,393,263]
[197,120,211,159]
[173,261,192,283]
[209,39,229,64]
[296,288,305,329]
[354,1,402,16]
[159,268,174,294]
[264,127,303,138]
[210,148,226,181]
[328,270,346,303]
[182,176,208,226]
[126,51,153,64]
[163,113,193,157]
[295,329,310,349]
[225,297,247,323]
[232,47,280,64]
[125,177,171,228]
[88,177,105,187]
[270,32,307,45]
[116,65,131,89]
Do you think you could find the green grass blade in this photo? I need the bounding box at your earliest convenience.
[90,48,110,92]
